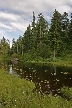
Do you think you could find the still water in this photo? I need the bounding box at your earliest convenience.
[0,61,72,95]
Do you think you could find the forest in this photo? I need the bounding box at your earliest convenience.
[0,9,72,62]
[0,9,72,108]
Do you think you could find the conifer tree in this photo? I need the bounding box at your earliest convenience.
[61,12,69,44]
[0,37,10,56]
[49,9,62,59]
[23,24,32,52]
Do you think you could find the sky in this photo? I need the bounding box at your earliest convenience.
[0,0,72,47]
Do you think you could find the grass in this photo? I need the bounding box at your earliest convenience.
[18,54,72,67]
[1,53,72,67]
[49,60,72,67]
[0,69,72,108]
[20,59,72,68]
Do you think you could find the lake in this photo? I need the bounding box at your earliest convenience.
[0,61,72,95]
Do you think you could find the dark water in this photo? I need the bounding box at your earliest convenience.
[0,61,72,95]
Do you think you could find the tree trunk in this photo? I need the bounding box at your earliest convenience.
[54,48,56,60]
[22,45,23,55]
[17,44,18,53]
[22,50,23,55]
[40,26,41,44]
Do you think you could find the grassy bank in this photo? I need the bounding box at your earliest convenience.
[1,53,72,67]
[18,54,72,67]
[49,60,72,67]
[19,59,72,67]
[0,69,72,108]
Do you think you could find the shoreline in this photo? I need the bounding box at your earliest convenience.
[19,60,72,67]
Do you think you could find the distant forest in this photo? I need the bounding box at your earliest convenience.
[0,9,72,61]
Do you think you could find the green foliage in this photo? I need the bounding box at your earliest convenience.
[61,87,72,100]
[0,69,34,108]
[10,10,71,61]
[49,9,62,59]
[12,53,19,58]
[0,37,10,56]
[0,69,72,108]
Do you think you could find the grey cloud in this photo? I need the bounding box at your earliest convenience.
[56,5,72,14]
[0,11,21,21]
[0,0,71,12]
[0,0,72,43]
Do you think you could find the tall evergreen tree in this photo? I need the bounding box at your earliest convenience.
[23,24,32,53]
[61,12,69,46]
[11,38,16,54]
[31,11,37,51]
[10,11,72,60]
[36,13,48,44]
[68,13,72,43]
[49,9,62,59]
[36,13,49,57]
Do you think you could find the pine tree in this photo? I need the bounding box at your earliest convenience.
[31,11,37,51]
[36,13,49,57]
[23,24,32,53]
[0,37,10,56]
[36,13,48,44]
[49,9,62,59]
[61,12,69,43]
[68,13,72,43]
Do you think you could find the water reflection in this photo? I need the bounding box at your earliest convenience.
[0,61,72,95]
[9,65,13,74]
[10,62,72,95]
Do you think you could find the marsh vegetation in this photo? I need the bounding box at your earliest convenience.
[0,61,72,108]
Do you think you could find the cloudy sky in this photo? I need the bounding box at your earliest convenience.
[0,0,72,47]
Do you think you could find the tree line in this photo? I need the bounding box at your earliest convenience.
[0,37,10,58]
[0,9,72,60]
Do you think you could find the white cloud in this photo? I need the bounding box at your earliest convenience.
[56,5,72,14]
[10,21,29,32]
[0,0,71,13]
[0,31,5,39]
[0,0,72,46]
[0,10,31,32]
[0,11,21,21]
[0,12,27,33]
[0,22,13,30]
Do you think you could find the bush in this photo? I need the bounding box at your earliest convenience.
[61,86,72,100]
[12,53,19,58]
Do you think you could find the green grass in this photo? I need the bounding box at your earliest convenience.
[18,54,72,67]
[49,60,72,67]
[1,53,72,67]
[61,87,72,100]
[20,60,72,68]
[0,69,72,108]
